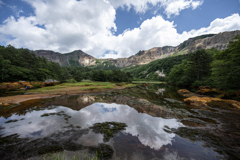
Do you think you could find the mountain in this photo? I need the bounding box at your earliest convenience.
[33,30,240,67]
[33,50,96,66]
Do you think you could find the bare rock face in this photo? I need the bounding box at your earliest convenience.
[186,30,240,52]
[33,50,96,66]
[33,30,240,67]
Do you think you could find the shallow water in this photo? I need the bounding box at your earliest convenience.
[0,84,239,159]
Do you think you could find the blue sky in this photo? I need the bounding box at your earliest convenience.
[0,0,240,58]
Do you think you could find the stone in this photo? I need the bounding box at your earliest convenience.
[183,96,240,109]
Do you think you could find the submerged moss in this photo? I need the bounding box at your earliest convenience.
[90,122,127,142]
[89,144,114,160]
[38,145,64,155]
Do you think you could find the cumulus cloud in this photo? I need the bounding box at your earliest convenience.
[162,0,204,18]
[102,13,240,58]
[108,0,203,17]
[0,0,239,59]
[0,0,117,56]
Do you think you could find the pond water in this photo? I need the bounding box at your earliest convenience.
[0,84,239,160]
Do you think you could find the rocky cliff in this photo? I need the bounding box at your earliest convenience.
[34,30,240,67]
[33,50,96,66]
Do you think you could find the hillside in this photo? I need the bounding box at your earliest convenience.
[33,30,240,68]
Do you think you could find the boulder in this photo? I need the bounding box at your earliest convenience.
[183,96,240,109]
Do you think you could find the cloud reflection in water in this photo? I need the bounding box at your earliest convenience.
[0,103,183,150]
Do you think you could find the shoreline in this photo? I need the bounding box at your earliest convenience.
[0,87,126,105]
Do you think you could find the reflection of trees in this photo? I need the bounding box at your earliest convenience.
[1,84,183,119]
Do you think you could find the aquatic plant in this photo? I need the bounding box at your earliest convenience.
[90,122,127,142]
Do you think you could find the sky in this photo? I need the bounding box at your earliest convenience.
[0,0,240,59]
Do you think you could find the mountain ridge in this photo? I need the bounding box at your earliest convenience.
[33,30,240,67]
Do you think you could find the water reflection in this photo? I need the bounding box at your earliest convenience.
[0,103,183,150]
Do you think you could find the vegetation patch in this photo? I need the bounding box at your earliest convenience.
[38,145,64,155]
[89,144,114,160]
[90,122,127,142]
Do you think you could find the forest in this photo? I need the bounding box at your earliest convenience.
[0,45,133,83]
[167,35,240,90]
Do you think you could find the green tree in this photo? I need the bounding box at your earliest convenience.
[167,49,213,86]
[211,36,240,89]
[74,70,83,82]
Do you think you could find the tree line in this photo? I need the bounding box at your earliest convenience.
[0,45,133,83]
[167,36,240,90]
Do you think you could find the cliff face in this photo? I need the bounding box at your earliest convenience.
[104,46,176,67]
[33,30,240,67]
[33,50,96,66]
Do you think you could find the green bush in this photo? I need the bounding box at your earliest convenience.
[66,79,77,83]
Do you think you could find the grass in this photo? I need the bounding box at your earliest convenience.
[132,81,163,84]
[26,81,136,94]
[42,151,98,160]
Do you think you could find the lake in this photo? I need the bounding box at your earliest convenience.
[0,84,239,160]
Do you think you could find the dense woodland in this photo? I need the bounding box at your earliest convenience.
[0,45,133,83]
[167,36,240,90]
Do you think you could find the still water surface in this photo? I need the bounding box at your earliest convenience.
[1,85,238,159]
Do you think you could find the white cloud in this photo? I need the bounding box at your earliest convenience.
[163,0,204,18]
[0,0,239,59]
[102,13,240,58]
[108,0,203,17]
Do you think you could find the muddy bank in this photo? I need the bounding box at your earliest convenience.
[0,86,128,105]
